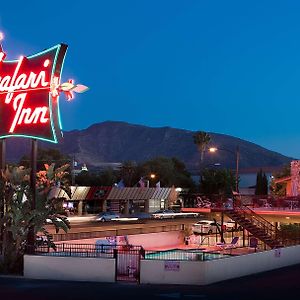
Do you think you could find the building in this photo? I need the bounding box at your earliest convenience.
[50,186,178,215]
[105,187,178,214]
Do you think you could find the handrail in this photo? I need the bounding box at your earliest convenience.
[232,205,278,240]
[240,205,277,229]
[228,205,300,247]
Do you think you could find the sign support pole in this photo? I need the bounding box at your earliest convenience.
[27,139,38,253]
[0,139,6,248]
[0,139,5,171]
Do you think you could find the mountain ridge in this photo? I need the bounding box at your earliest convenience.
[4,121,294,171]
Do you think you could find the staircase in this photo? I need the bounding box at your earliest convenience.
[225,205,283,249]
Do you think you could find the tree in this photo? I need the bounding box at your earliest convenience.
[193,131,211,165]
[74,168,118,186]
[0,164,71,274]
[120,161,138,187]
[270,164,290,197]
[255,169,268,195]
[139,157,195,189]
[19,148,70,171]
[201,168,235,199]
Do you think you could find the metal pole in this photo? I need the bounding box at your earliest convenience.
[0,139,6,248]
[27,139,38,254]
[0,139,5,171]
[235,145,240,193]
[71,155,75,186]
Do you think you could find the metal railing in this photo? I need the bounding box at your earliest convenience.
[232,205,279,240]
[229,205,300,247]
[144,249,231,261]
[34,243,144,258]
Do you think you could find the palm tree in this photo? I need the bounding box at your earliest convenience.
[193,131,211,188]
[193,131,211,165]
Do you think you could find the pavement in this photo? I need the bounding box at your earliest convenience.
[1,263,300,299]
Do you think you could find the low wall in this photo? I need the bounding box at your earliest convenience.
[140,245,300,285]
[24,255,115,282]
[141,260,205,285]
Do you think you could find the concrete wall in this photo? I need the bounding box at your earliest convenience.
[24,245,300,285]
[127,231,184,249]
[204,245,300,285]
[140,245,300,285]
[24,255,115,283]
[141,260,205,285]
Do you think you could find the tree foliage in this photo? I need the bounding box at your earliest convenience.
[255,169,268,195]
[140,157,195,188]
[0,164,71,274]
[200,168,235,198]
[270,164,290,197]
[193,131,211,163]
[19,148,70,171]
[72,157,195,189]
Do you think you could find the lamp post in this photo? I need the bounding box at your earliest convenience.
[146,173,156,187]
[209,145,240,193]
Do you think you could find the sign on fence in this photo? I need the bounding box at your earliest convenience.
[274,248,281,258]
[164,261,180,272]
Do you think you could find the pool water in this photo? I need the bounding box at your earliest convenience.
[145,249,230,261]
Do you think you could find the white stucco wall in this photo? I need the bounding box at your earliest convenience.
[203,245,300,284]
[24,255,115,282]
[140,260,205,285]
[140,245,300,285]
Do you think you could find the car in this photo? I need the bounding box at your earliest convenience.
[95,211,120,222]
[192,220,242,234]
[130,212,152,220]
[192,220,219,234]
[45,215,69,225]
[223,220,243,232]
[151,209,176,219]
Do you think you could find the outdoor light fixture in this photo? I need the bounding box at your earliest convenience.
[209,145,240,193]
[209,147,217,153]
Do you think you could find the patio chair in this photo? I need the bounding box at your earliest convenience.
[216,236,239,250]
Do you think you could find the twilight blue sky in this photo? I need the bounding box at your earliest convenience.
[1,0,300,158]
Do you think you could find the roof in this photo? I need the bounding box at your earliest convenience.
[106,187,174,200]
[48,186,91,201]
[86,186,112,200]
[48,186,176,201]
[273,176,291,184]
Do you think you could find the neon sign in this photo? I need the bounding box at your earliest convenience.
[0,37,88,143]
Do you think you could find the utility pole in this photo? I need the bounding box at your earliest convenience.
[71,155,75,186]
[235,145,240,193]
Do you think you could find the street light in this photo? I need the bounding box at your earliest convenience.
[208,146,240,193]
[146,173,156,187]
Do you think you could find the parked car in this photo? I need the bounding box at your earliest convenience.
[151,209,176,219]
[192,220,219,234]
[223,220,243,232]
[130,212,152,220]
[95,211,120,222]
[192,219,242,234]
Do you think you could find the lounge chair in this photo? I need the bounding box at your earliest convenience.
[216,236,239,250]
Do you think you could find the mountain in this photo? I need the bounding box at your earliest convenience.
[4,121,294,172]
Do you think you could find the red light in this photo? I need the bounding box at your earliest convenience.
[0,51,5,62]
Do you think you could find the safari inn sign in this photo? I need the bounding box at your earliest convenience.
[0,35,88,143]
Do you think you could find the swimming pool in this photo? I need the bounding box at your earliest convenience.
[145,249,231,261]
